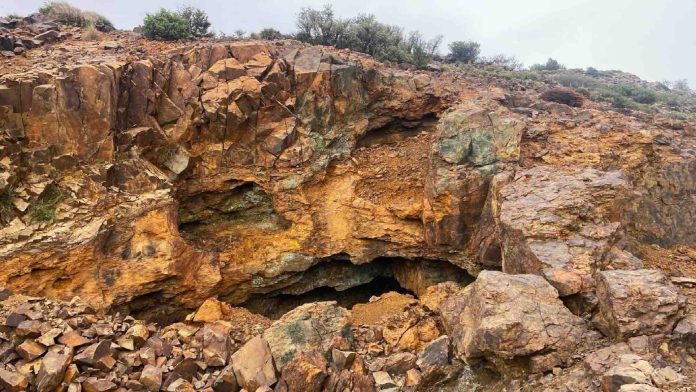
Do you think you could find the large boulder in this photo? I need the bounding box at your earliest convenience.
[440,270,592,372]
[495,167,629,296]
[264,302,352,370]
[595,269,685,340]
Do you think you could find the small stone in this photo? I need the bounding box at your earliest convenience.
[140,364,163,392]
[59,330,91,348]
[16,319,44,337]
[405,369,422,387]
[4,312,27,327]
[0,368,29,391]
[82,377,117,392]
[383,352,416,375]
[372,371,395,389]
[331,349,356,371]
[17,339,46,360]
[74,339,112,366]
[37,328,63,346]
[212,364,239,392]
[651,366,684,388]
[193,298,229,323]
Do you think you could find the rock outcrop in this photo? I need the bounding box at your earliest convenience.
[440,270,594,372]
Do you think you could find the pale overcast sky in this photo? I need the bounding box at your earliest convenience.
[2,0,693,86]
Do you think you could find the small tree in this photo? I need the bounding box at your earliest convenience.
[531,58,564,71]
[671,79,691,92]
[177,5,211,37]
[259,27,283,40]
[295,5,350,47]
[233,29,246,39]
[142,9,190,41]
[448,40,480,63]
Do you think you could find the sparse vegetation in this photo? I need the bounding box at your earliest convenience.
[177,5,211,38]
[259,27,283,40]
[293,5,442,68]
[0,188,15,225]
[142,9,190,41]
[82,24,100,41]
[530,58,564,71]
[38,1,114,31]
[448,41,481,64]
[28,185,62,223]
[142,5,211,41]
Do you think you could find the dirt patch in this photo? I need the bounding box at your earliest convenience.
[350,291,417,326]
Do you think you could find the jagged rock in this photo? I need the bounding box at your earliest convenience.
[264,302,352,369]
[650,366,684,388]
[584,343,633,376]
[419,281,462,311]
[74,340,112,366]
[672,314,696,343]
[416,335,454,383]
[213,364,239,392]
[82,377,117,392]
[595,269,685,340]
[495,167,628,296]
[17,338,46,360]
[372,371,395,389]
[441,270,591,372]
[140,364,163,392]
[0,368,29,391]
[275,351,327,392]
[230,336,276,390]
[404,368,422,387]
[36,346,73,392]
[382,352,416,375]
[424,100,524,249]
[202,321,232,366]
[193,298,231,323]
[331,349,357,371]
[59,330,91,348]
[601,354,654,392]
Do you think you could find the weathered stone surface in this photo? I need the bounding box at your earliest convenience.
[601,354,654,392]
[140,364,163,392]
[0,368,29,391]
[672,313,696,343]
[415,335,452,382]
[424,100,524,250]
[495,167,628,295]
[264,302,352,369]
[595,269,685,340]
[275,351,327,392]
[441,271,590,372]
[36,346,73,392]
[230,336,276,390]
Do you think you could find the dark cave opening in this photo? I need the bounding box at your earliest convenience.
[243,275,414,320]
[357,113,439,148]
[241,256,473,319]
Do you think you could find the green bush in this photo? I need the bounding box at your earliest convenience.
[142,9,190,41]
[28,185,62,223]
[448,41,480,64]
[530,58,564,71]
[38,1,114,31]
[294,5,441,68]
[259,27,283,40]
[177,5,211,37]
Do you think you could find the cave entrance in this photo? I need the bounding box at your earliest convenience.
[241,257,472,319]
[243,275,412,320]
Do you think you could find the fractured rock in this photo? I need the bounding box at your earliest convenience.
[441,270,591,372]
[230,336,276,390]
[0,368,29,391]
[264,302,352,369]
[36,346,73,392]
[140,364,163,392]
[275,351,327,392]
[595,269,685,340]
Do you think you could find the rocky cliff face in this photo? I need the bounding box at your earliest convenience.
[1,22,696,392]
